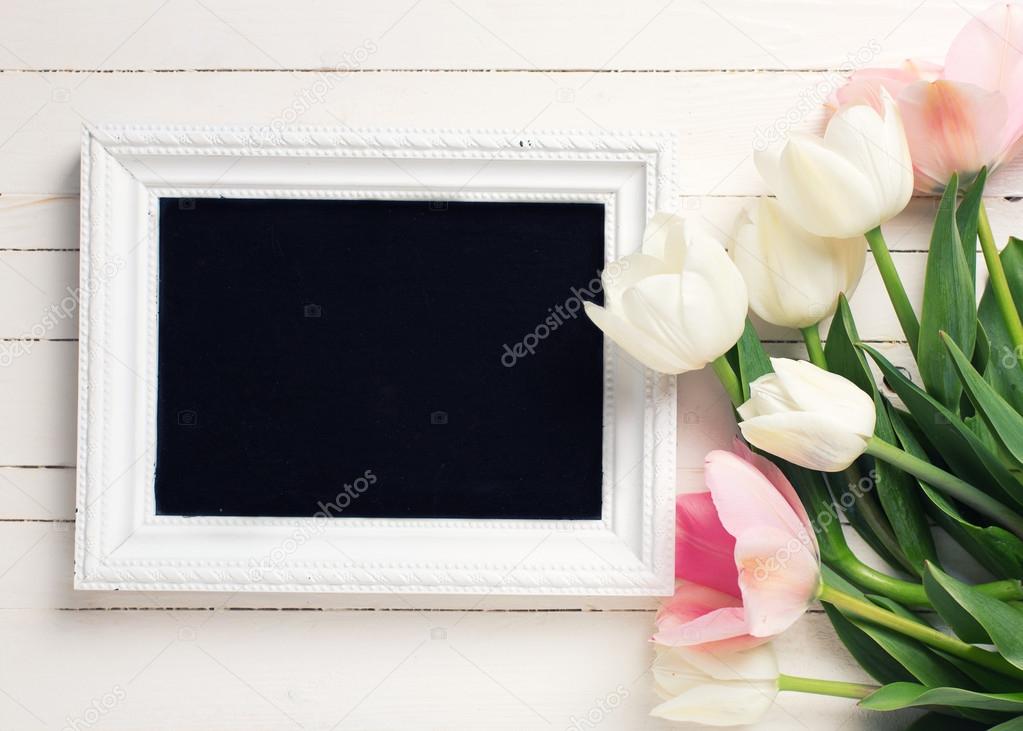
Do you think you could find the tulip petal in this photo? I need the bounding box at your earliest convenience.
[600,252,669,309]
[733,526,820,637]
[650,682,777,726]
[704,450,810,552]
[733,198,865,328]
[653,643,779,688]
[732,438,818,554]
[654,583,762,651]
[678,236,749,354]
[823,92,913,223]
[738,412,870,471]
[641,212,688,269]
[945,1,1023,87]
[583,301,691,374]
[737,373,798,421]
[675,492,741,597]
[758,134,879,238]
[769,358,876,438]
[898,79,1007,191]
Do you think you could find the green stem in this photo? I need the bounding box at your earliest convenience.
[830,553,1023,605]
[978,202,1023,362]
[819,583,1023,680]
[865,436,1023,540]
[801,322,828,369]
[865,226,920,357]
[777,674,877,700]
[711,355,743,408]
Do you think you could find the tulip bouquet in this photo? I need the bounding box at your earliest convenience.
[585,3,1023,726]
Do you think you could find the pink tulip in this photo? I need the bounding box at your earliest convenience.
[831,3,1023,192]
[654,443,820,651]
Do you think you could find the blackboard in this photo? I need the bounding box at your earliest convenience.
[154,197,606,519]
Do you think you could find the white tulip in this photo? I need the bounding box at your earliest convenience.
[650,643,779,726]
[584,213,748,375]
[754,90,913,238]
[738,358,876,471]
[733,198,866,330]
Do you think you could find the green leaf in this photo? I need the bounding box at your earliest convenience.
[821,603,917,685]
[825,294,875,393]
[826,297,936,573]
[906,713,988,731]
[868,594,1021,693]
[924,563,1023,670]
[944,333,1023,467]
[861,683,1023,713]
[980,237,1023,413]
[923,567,993,644]
[852,600,977,690]
[990,716,1023,730]
[889,407,1023,581]
[918,175,978,410]
[861,344,1023,511]
[819,567,916,685]
[956,166,986,288]
[733,317,771,401]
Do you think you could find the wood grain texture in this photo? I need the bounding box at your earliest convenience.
[0,1,1011,727]
[3,71,1023,196]
[0,0,994,72]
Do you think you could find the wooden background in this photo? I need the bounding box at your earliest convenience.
[0,1,1015,728]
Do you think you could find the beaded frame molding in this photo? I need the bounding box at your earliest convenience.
[75,125,677,595]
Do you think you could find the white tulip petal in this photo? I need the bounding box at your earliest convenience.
[583,301,693,374]
[744,373,800,417]
[739,412,870,471]
[653,643,779,683]
[642,212,688,269]
[650,683,777,726]
[770,358,876,437]
[824,93,913,224]
[776,133,880,238]
[879,90,915,219]
[600,253,669,310]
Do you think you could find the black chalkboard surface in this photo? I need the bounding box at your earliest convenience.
[154,198,606,519]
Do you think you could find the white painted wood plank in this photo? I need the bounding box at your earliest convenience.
[0,341,76,466]
[0,251,78,339]
[4,71,1023,196]
[0,607,910,730]
[0,0,992,72]
[0,195,77,249]
[0,467,73,519]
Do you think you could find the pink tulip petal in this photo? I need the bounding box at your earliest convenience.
[731,439,818,556]
[734,527,821,638]
[945,2,1023,168]
[653,583,763,652]
[704,450,809,548]
[899,80,1007,191]
[945,2,1023,98]
[832,63,934,113]
[674,492,741,597]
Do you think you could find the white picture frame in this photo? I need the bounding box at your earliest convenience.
[75,125,678,595]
